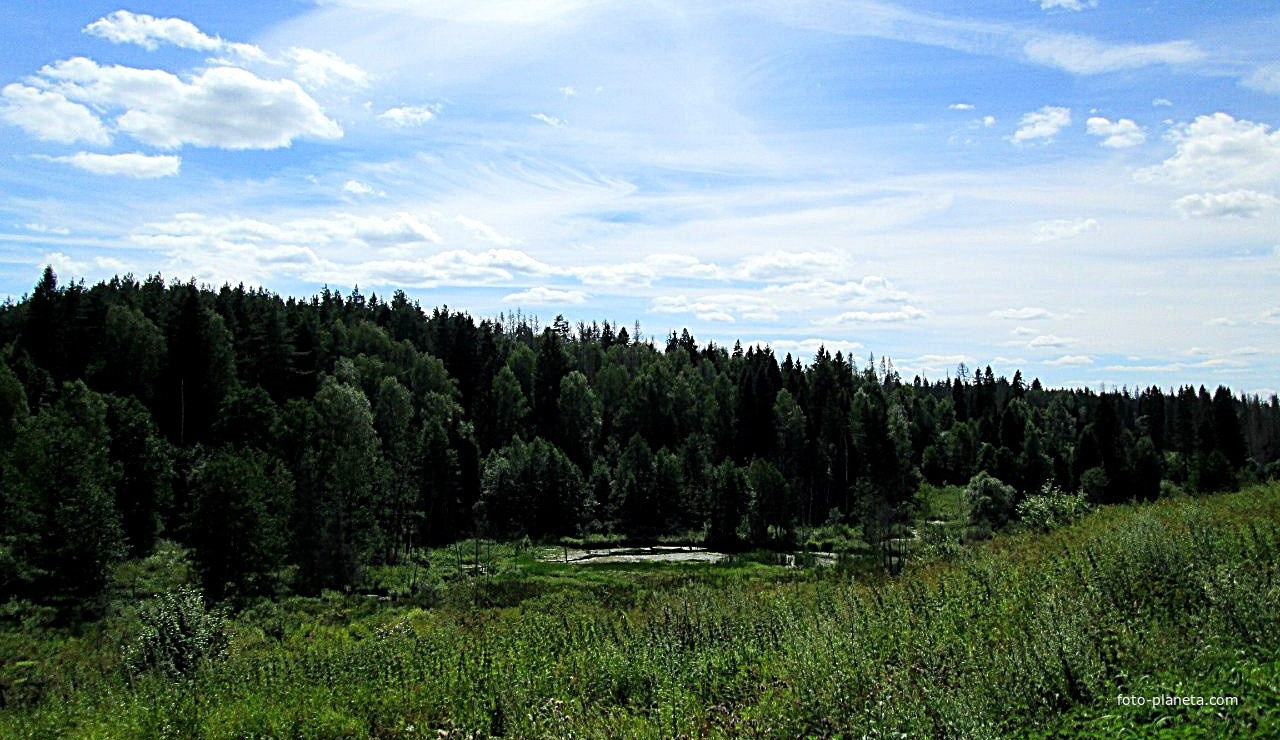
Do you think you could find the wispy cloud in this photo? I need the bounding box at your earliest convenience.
[48,152,180,178]
[1031,217,1097,243]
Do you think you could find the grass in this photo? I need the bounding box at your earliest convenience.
[2,484,1279,737]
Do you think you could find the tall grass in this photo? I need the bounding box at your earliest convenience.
[3,484,1279,738]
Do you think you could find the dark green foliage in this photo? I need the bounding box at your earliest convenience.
[5,381,123,614]
[478,437,586,539]
[0,266,1278,613]
[293,376,382,592]
[186,448,293,599]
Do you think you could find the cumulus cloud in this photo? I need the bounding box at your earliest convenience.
[83,10,264,61]
[342,179,384,197]
[1243,64,1280,95]
[49,151,180,178]
[502,287,588,304]
[990,307,1060,321]
[1173,190,1280,219]
[0,83,110,145]
[1152,98,1173,107]
[948,103,974,110]
[1135,113,1280,189]
[1031,217,1098,243]
[1011,106,1071,145]
[1024,36,1204,75]
[1086,116,1146,148]
[84,10,224,52]
[379,105,437,126]
[38,57,342,149]
[1027,334,1074,349]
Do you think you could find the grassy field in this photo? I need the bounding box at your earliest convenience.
[3,484,1279,738]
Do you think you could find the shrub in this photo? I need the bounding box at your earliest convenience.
[1016,483,1089,532]
[125,586,228,678]
[965,472,1016,529]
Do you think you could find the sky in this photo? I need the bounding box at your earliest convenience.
[0,1,1277,395]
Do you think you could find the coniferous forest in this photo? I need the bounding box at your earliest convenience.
[3,267,1280,736]
[3,266,1277,607]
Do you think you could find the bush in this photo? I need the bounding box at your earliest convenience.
[1015,483,1089,532]
[965,472,1016,529]
[125,586,228,678]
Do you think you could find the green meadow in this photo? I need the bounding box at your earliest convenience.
[4,483,1278,738]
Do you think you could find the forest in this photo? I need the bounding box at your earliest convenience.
[1,266,1278,614]
[2,266,1280,736]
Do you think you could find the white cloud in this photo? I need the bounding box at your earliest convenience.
[1135,113,1280,189]
[83,10,224,51]
[1027,334,1074,349]
[284,47,370,90]
[820,306,930,325]
[82,10,264,61]
[457,215,516,246]
[1173,190,1280,219]
[652,295,740,323]
[1031,217,1098,243]
[571,254,721,286]
[1152,98,1173,107]
[559,86,577,98]
[39,58,342,150]
[502,286,588,304]
[990,307,1060,321]
[1205,317,1236,327]
[0,83,109,145]
[531,113,566,127]
[1045,355,1093,366]
[23,223,71,236]
[763,338,864,362]
[379,105,437,126]
[49,152,180,178]
[1035,0,1097,10]
[735,250,851,281]
[1024,36,1204,75]
[1011,106,1071,145]
[1086,116,1146,148]
[982,115,996,128]
[1243,64,1280,95]
[948,103,974,110]
[135,211,444,254]
[343,179,385,197]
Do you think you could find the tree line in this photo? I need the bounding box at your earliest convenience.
[1,267,1277,614]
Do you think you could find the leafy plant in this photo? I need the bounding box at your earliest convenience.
[125,586,228,678]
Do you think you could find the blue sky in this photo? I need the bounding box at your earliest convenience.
[1,2,1278,394]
